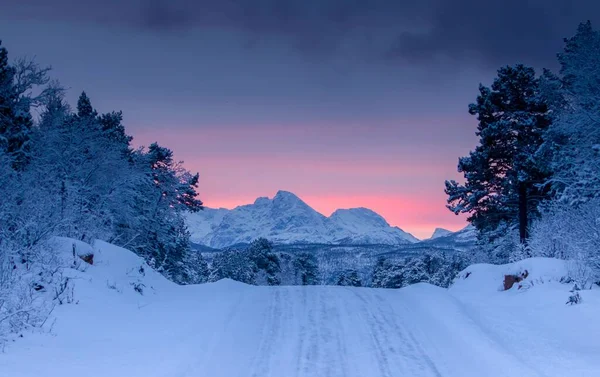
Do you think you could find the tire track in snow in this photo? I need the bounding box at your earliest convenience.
[349,289,395,377]
[176,288,250,377]
[311,288,350,377]
[371,292,443,377]
[349,288,444,377]
[250,288,282,377]
[302,288,322,375]
[326,289,349,377]
[294,287,308,377]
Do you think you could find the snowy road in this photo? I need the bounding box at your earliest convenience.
[2,244,599,377]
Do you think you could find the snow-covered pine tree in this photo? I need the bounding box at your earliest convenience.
[247,238,281,286]
[183,250,210,284]
[0,41,52,170]
[76,91,97,119]
[445,65,552,250]
[371,256,405,288]
[539,21,600,204]
[371,256,389,288]
[293,253,319,285]
[209,249,256,284]
[99,111,133,151]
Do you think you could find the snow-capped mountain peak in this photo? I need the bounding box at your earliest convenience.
[327,208,419,244]
[186,191,418,248]
[273,190,302,202]
[329,207,390,228]
[430,228,453,239]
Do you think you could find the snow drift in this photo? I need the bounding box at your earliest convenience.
[1,239,599,377]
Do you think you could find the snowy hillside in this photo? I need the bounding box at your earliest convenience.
[2,239,599,377]
[187,190,418,248]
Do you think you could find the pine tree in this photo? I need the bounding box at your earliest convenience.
[0,41,33,170]
[76,91,97,119]
[209,249,256,284]
[99,111,133,149]
[371,256,388,288]
[402,257,429,286]
[371,256,404,288]
[247,238,281,285]
[540,21,600,203]
[293,253,319,285]
[445,65,552,244]
[183,250,210,284]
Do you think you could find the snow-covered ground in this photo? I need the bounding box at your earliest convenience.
[1,240,599,377]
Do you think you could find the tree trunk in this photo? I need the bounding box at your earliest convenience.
[518,181,528,244]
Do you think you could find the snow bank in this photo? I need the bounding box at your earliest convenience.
[449,257,600,377]
[48,236,174,296]
[451,257,569,294]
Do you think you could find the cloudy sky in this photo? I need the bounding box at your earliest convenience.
[1,0,598,238]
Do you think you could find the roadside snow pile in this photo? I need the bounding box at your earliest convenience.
[51,237,175,300]
[449,257,600,377]
[451,257,569,294]
[1,242,599,377]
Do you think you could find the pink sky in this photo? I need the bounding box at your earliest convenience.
[129,119,473,240]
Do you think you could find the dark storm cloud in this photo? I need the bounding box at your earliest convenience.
[387,0,600,67]
[3,0,600,67]
[135,0,432,54]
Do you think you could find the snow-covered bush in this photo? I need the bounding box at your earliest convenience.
[529,199,600,288]
[566,292,582,305]
[0,239,71,347]
[371,252,468,289]
[471,222,522,264]
[336,270,362,287]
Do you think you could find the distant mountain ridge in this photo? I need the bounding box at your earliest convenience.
[419,225,477,251]
[186,190,420,248]
[429,228,453,240]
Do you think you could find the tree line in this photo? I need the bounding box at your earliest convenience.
[0,39,212,339]
[211,239,467,289]
[445,21,600,286]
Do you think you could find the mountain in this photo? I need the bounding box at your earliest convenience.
[186,190,418,248]
[419,225,477,250]
[328,208,419,244]
[429,228,453,240]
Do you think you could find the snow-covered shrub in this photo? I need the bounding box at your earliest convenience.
[371,252,469,289]
[336,270,362,287]
[472,222,522,264]
[529,199,600,288]
[566,288,583,305]
[0,239,70,347]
